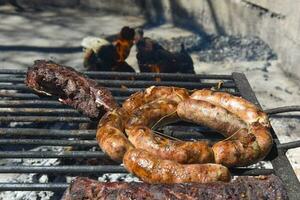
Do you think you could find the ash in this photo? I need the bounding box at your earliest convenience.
[156,34,276,62]
[0,146,63,200]
[197,35,276,62]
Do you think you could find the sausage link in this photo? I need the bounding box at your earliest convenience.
[96,108,133,162]
[126,99,179,129]
[212,123,272,167]
[177,95,272,167]
[123,148,231,184]
[177,99,247,137]
[122,86,189,113]
[126,99,214,164]
[191,89,270,127]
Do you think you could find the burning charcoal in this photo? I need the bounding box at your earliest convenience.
[82,26,136,73]
[135,29,195,74]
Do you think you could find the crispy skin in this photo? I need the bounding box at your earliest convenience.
[191,89,270,127]
[25,60,118,119]
[96,108,133,162]
[122,86,189,113]
[62,175,288,200]
[126,99,214,164]
[123,149,230,184]
[178,93,273,167]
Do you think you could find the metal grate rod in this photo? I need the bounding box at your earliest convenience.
[0,116,90,122]
[0,151,105,158]
[0,69,233,80]
[0,128,95,138]
[0,139,97,146]
[0,183,69,191]
[0,165,274,175]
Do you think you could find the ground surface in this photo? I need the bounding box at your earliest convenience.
[0,6,300,200]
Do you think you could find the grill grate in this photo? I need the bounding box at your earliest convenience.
[0,70,299,199]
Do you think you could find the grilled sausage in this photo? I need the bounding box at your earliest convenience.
[123,148,231,184]
[126,99,214,164]
[122,86,189,113]
[191,89,270,127]
[177,99,247,136]
[178,92,273,167]
[212,123,272,166]
[96,108,133,162]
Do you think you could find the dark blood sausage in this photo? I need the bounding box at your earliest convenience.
[96,108,133,162]
[123,148,230,184]
[122,86,190,114]
[125,99,214,164]
[178,92,273,167]
[62,175,288,200]
[25,60,118,119]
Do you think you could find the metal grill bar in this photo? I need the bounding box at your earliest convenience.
[0,116,90,122]
[0,94,126,102]
[0,108,81,116]
[0,84,236,94]
[0,183,69,191]
[0,69,233,80]
[0,100,63,107]
[0,78,235,89]
[0,165,127,173]
[0,165,274,175]
[0,128,95,138]
[0,139,97,146]
[0,151,105,158]
[0,128,224,140]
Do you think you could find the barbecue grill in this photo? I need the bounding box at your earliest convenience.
[0,70,299,199]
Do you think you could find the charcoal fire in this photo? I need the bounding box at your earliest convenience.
[82,26,135,72]
[135,29,195,74]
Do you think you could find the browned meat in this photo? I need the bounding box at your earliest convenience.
[191,89,270,127]
[62,175,288,200]
[96,108,133,162]
[25,60,118,119]
[123,149,230,184]
[125,100,214,164]
[178,91,273,167]
[122,86,190,114]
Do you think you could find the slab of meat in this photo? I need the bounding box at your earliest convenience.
[25,60,118,119]
[62,175,288,200]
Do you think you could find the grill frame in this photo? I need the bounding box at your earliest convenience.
[0,70,299,199]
